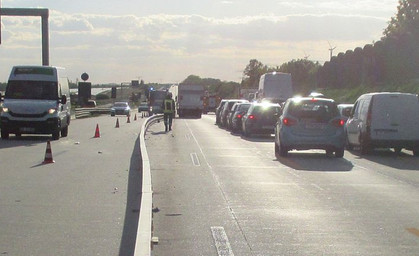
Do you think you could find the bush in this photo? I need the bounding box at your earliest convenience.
[96,93,110,100]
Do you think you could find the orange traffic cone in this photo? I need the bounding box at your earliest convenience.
[94,124,100,138]
[134,113,137,121]
[115,118,120,128]
[42,141,55,164]
[127,115,131,123]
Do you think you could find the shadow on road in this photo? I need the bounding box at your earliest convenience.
[276,152,354,172]
[118,137,142,256]
[349,148,419,171]
[0,135,52,149]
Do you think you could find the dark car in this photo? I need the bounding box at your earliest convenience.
[242,103,281,137]
[228,102,251,132]
[215,99,228,125]
[274,97,345,158]
[220,99,248,127]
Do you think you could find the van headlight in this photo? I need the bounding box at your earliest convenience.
[48,108,57,114]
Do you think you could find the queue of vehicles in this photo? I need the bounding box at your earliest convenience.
[214,72,419,158]
[215,91,419,158]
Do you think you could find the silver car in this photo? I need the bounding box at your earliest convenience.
[275,97,345,158]
[111,102,131,116]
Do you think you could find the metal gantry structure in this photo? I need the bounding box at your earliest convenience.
[0,7,50,66]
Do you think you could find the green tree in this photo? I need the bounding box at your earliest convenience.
[384,0,419,39]
[279,59,321,94]
[242,59,268,89]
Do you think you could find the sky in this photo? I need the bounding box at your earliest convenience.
[0,0,399,84]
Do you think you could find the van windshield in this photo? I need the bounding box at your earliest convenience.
[5,80,58,100]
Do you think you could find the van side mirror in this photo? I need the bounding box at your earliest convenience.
[60,95,67,104]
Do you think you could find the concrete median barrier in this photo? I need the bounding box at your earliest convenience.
[134,114,163,256]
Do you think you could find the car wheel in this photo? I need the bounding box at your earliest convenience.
[274,142,280,158]
[345,134,353,150]
[278,141,288,157]
[335,148,344,158]
[1,129,9,139]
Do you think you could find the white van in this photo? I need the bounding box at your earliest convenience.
[0,66,71,140]
[346,92,419,155]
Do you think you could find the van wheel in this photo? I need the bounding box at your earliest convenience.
[359,135,370,155]
[335,148,344,158]
[1,130,9,139]
[61,126,69,137]
[52,130,60,140]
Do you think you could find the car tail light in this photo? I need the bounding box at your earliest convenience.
[248,115,256,120]
[237,114,242,118]
[332,119,345,127]
[282,117,297,126]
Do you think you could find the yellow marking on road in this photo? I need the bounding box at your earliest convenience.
[407,228,419,237]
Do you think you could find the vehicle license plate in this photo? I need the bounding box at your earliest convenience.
[20,127,35,132]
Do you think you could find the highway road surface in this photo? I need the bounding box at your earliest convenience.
[146,113,419,256]
[0,113,145,256]
[1,112,418,256]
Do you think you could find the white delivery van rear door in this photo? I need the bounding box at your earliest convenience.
[370,93,419,141]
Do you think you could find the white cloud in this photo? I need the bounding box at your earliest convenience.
[0,6,393,83]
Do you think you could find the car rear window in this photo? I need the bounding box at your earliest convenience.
[288,100,338,120]
[252,105,281,115]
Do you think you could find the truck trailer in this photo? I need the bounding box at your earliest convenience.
[169,84,204,118]
[258,72,293,103]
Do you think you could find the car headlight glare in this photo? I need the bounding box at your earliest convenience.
[2,107,8,113]
[48,108,57,114]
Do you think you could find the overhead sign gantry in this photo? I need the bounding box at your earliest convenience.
[0,6,50,66]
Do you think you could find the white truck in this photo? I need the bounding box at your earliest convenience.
[169,84,204,118]
[258,72,293,103]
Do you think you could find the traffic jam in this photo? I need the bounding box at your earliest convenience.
[212,72,419,158]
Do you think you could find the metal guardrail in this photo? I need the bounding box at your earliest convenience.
[74,107,110,119]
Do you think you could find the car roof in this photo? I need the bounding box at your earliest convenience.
[290,97,335,103]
